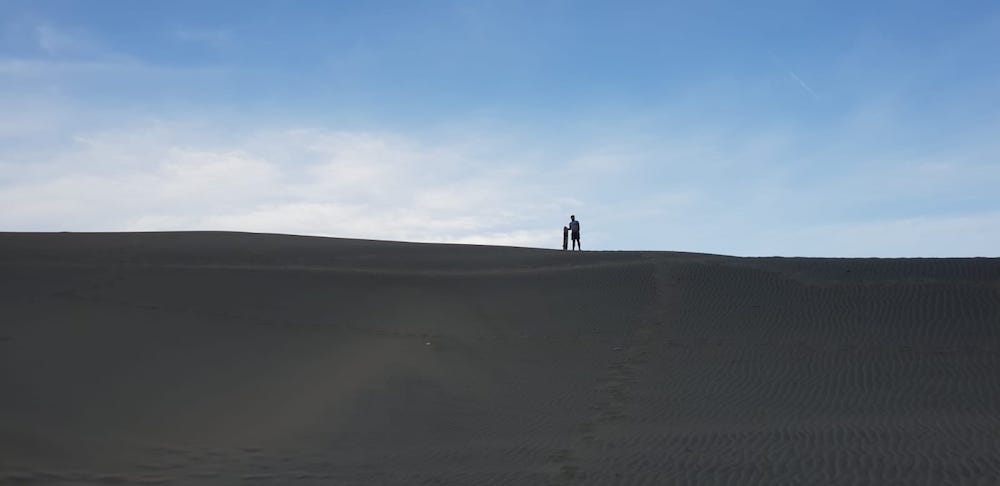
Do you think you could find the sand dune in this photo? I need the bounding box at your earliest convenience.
[2,232,999,485]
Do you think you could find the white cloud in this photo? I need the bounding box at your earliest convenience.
[0,95,69,138]
[447,229,557,247]
[0,123,566,248]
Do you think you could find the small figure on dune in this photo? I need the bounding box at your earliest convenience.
[568,215,581,251]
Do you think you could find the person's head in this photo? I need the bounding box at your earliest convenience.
[570,215,576,221]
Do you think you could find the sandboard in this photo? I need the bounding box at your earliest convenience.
[563,226,569,250]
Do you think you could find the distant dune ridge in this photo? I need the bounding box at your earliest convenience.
[2,232,1000,485]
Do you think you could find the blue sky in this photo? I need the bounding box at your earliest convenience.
[2,1,999,256]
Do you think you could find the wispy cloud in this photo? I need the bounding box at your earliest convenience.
[30,22,127,62]
[35,24,81,56]
[174,28,234,49]
[0,22,163,80]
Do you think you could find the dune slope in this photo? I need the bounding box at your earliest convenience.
[2,232,999,485]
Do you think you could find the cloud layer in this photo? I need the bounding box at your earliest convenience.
[3,117,998,257]
[0,123,571,247]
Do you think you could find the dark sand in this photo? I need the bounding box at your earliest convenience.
[2,232,999,485]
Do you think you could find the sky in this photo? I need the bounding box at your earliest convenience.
[1,0,999,256]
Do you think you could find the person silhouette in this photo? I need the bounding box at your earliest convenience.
[568,215,581,251]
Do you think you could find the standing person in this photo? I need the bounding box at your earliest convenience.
[568,215,581,251]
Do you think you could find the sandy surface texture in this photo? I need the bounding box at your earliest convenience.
[2,232,999,485]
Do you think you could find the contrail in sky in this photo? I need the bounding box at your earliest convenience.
[787,70,820,100]
[768,50,821,100]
